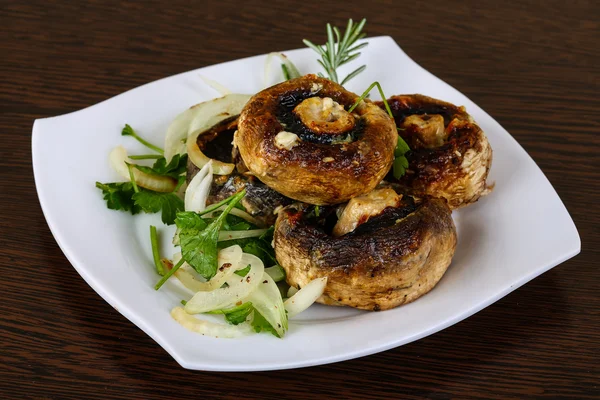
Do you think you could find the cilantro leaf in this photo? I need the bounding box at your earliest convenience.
[95,182,140,214]
[132,190,184,225]
[251,309,280,337]
[207,302,254,325]
[176,190,246,279]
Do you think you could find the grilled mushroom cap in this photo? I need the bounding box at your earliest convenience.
[274,191,457,311]
[186,116,292,227]
[378,94,492,209]
[235,74,398,205]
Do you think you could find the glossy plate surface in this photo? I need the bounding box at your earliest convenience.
[32,36,580,371]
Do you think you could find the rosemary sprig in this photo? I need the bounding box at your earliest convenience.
[349,82,411,178]
[303,18,368,85]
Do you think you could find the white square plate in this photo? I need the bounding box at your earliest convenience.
[32,36,580,371]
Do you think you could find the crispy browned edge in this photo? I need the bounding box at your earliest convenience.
[235,74,398,205]
[274,197,457,311]
[377,94,492,209]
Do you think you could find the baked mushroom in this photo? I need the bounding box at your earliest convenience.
[235,75,398,205]
[377,94,492,209]
[185,115,292,227]
[274,188,457,311]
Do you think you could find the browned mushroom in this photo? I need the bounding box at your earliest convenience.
[274,188,457,311]
[186,116,292,227]
[235,74,398,205]
[377,94,493,209]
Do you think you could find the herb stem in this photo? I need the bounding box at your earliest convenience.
[130,154,163,160]
[303,18,367,85]
[348,82,411,179]
[122,124,164,155]
[126,162,140,193]
[281,64,291,81]
[150,225,165,275]
[197,189,247,217]
[155,257,185,290]
[348,81,393,118]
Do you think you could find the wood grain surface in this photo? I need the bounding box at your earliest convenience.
[1,0,599,398]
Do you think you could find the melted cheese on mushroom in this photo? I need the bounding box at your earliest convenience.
[293,97,355,134]
[333,188,402,237]
[402,114,448,148]
[274,131,300,150]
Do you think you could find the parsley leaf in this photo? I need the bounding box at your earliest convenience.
[393,153,410,179]
[95,182,140,214]
[393,135,411,178]
[133,154,188,179]
[218,226,276,267]
[132,190,184,225]
[207,302,254,325]
[176,190,246,279]
[251,309,280,337]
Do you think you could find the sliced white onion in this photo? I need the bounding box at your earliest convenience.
[287,286,299,298]
[187,132,235,175]
[164,94,251,162]
[246,272,288,337]
[284,277,328,318]
[223,207,262,227]
[184,253,264,314]
[218,229,269,242]
[174,245,243,293]
[265,265,285,283]
[184,160,213,212]
[199,75,232,96]
[171,307,252,338]
[109,146,176,192]
[264,52,302,88]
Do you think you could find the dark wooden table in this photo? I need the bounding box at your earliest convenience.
[2,1,598,398]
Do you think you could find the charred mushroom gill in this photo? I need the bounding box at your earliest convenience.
[274,189,457,311]
[377,94,493,209]
[235,75,398,205]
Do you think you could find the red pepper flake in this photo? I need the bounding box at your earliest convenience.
[246,276,251,283]
[263,280,268,284]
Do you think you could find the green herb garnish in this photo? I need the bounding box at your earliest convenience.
[303,18,368,85]
[129,154,163,160]
[149,225,165,275]
[96,181,184,225]
[234,264,252,277]
[121,124,164,155]
[132,153,188,179]
[349,81,411,178]
[154,257,185,290]
[175,190,246,279]
[281,64,291,81]
[132,191,184,225]
[207,302,254,325]
[251,309,280,337]
[95,182,141,214]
